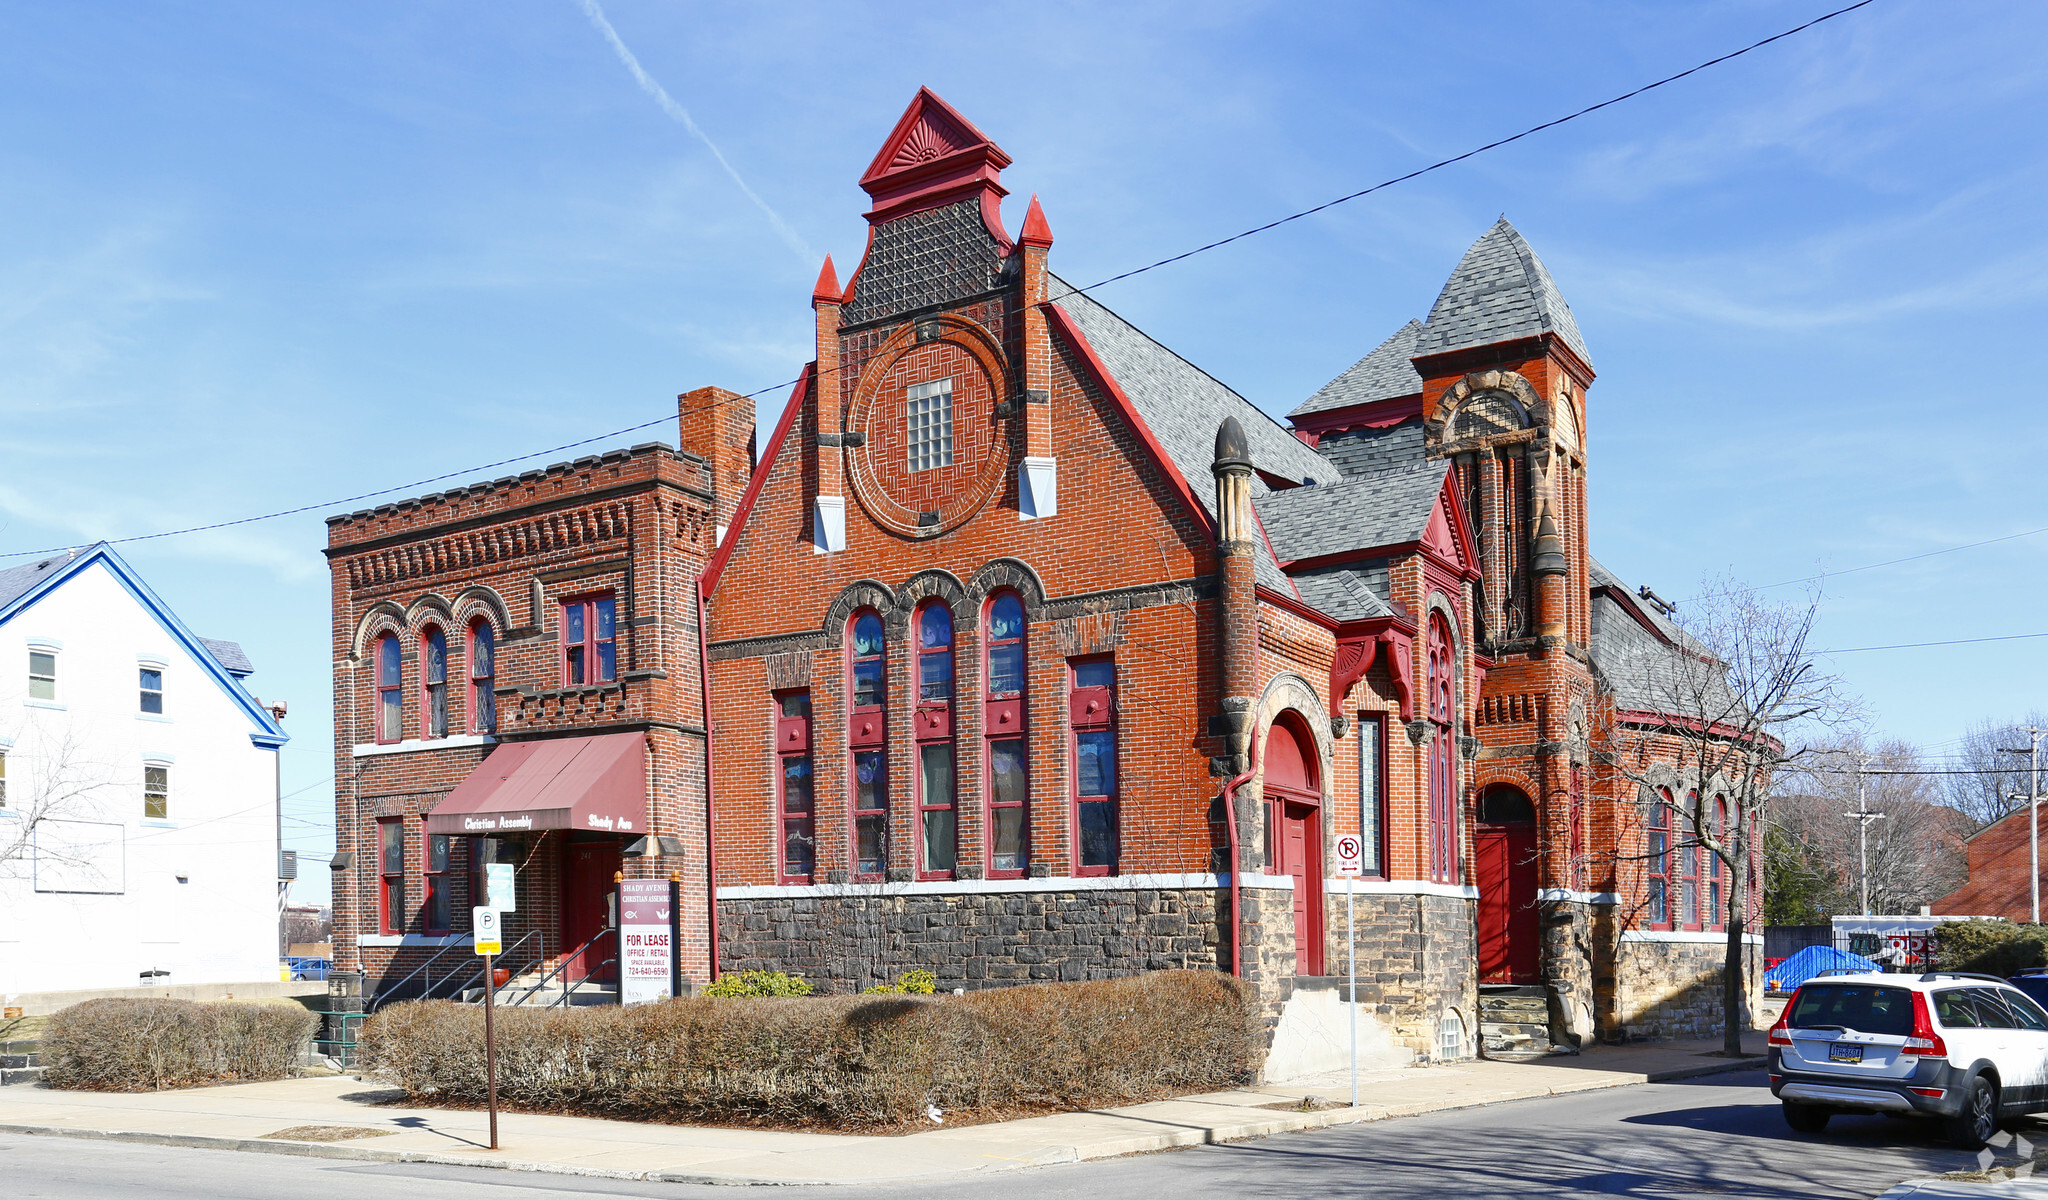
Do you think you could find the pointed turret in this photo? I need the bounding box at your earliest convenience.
[1415,217,1590,370]
[1019,194,1054,248]
[811,255,842,305]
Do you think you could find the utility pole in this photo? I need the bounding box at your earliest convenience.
[1845,755,1887,917]
[1998,728,2044,926]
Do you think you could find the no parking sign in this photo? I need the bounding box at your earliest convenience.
[1335,834,1364,877]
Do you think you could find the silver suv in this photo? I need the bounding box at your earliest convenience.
[1768,971,2048,1149]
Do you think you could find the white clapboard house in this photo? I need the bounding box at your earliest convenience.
[0,544,288,996]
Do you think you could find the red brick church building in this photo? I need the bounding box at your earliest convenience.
[327,89,1757,1054]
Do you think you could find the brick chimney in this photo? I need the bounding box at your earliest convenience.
[678,385,755,545]
[1212,417,1258,774]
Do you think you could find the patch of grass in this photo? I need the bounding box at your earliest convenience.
[261,1125,398,1143]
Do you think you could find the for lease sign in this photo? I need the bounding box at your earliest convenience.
[619,879,676,1007]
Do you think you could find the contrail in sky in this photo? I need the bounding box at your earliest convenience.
[575,0,814,262]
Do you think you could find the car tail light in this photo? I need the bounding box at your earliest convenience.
[1910,1087,1946,1098]
[1768,991,1798,1047]
[1902,990,1947,1058]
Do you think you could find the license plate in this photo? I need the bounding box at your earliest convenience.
[1828,1043,1864,1064]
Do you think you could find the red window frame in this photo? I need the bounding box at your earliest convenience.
[1425,613,1458,885]
[467,620,496,734]
[420,625,449,739]
[775,690,816,884]
[1647,789,1673,930]
[983,591,1029,879]
[467,836,490,917]
[913,602,956,880]
[1567,762,1585,892]
[1679,790,1702,932]
[848,610,888,882]
[378,817,406,935]
[560,592,618,686]
[1706,796,1728,931]
[374,633,402,744]
[1357,712,1388,879]
[1069,655,1118,877]
[424,833,451,934]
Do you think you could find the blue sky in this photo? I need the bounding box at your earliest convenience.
[3,2,2042,905]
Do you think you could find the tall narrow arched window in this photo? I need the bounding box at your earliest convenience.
[1567,762,1585,891]
[421,626,449,739]
[914,603,956,878]
[1425,612,1458,884]
[1681,790,1702,931]
[375,633,402,744]
[1708,796,1728,930]
[1648,788,1673,929]
[984,592,1028,878]
[468,620,496,734]
[848,611,888,880]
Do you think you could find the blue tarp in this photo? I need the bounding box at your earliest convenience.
[1766,944,1881,993]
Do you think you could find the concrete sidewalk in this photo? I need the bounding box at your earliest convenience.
[0,1034,1765,1185]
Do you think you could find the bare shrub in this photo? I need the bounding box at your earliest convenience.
[361,969,1253,1130]
[42,999,317,1091]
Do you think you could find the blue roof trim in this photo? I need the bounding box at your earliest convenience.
[0,543,289,749]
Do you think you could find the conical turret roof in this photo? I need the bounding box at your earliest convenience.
[1414,217,1590,369]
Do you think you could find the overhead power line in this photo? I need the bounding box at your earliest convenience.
[1816,631,2048,654]
[0,0,1878,565]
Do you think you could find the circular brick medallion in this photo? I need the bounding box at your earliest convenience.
[845,315,1013,538]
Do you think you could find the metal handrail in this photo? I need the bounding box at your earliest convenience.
[554,956,619,1008]
[507,927,617,1008]
[370,929,541,1012]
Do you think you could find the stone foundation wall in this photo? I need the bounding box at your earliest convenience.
[1611,935,1761,1041]
[1318,890,1479,1061]
[717,885,1222,994]
[1539,899,1608,1046]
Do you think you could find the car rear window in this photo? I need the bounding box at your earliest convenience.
[1788,984,1914,1035]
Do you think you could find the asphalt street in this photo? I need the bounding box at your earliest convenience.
[0,1070,2022,1199]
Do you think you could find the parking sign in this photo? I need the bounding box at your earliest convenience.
[473,906,502,956]
[1335,834,1363,877]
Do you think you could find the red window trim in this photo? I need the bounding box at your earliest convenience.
[377,817,405,936]
[1069,654,1118,877]
[847,609,887,883]
[983,590,1028,880]
[775,690,815,885]
[1704,795,1728,932]
[467,620,496,735]
[420,625,449,740]
[1567,762,1585,892]
[1358,712,1389,880]
[374,633,402,745]
[1680,790,1702,932]
[1648,788,1675,931]
[559,592,618,687]
[466,836,489,923]
[913,602,956,882]
[1425,613,1458,885]
[423,832,451,934]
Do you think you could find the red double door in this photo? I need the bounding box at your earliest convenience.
[1476,817,1540,984]
[1266,720,1325,977]
[562,840,620,983]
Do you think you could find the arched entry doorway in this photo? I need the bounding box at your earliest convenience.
[1265,717,1324,976]
[1475,784,1539,984]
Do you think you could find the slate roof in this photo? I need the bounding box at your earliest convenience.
[0,548,81,610]
[1413,218,1591,369]
[1288,562,1395,624]
[1289,319,1425,418]
[198,637,254,677]
[1588,558,1740,718]
[1252,460,1448,565]
[1314,419,1425,479]
[1048,275,1334,593]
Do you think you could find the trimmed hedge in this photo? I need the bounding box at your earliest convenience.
[361,969,1253,1130]
[1933,920,2048,976]
[42,999,318,1091]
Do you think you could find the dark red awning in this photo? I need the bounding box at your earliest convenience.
[425,733,647,836]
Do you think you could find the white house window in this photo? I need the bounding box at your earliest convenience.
[28,651,57,701]
[140,667,164,714]
[906,378,954,472]
[144,765,169,820]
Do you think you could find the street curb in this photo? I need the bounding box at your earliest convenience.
[0,1059,1769,1186]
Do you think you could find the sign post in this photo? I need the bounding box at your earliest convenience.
[472,905,502,1150]
[619,877,680,1007]
[1334,833,1364,1109]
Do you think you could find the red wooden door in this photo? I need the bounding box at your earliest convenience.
[1278,801,1325,975]
[1475,824,1539,984]
[562,840,620,983]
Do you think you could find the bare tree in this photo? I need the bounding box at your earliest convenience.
[1944,714,2046,829]
[0,722,114,882]
[1776,737,1970,916]
[1605,576,1857,1056]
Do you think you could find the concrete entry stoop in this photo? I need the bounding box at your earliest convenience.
[1479,985,1556,1057]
